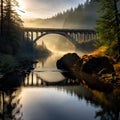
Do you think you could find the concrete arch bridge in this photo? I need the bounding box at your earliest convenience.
[23,28,98,47]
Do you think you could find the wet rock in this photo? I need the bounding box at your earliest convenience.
[75,71,113,92]
[82,56,115,75]
[57,53,82,71]
[56,53,82,79]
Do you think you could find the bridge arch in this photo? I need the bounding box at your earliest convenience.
[33,32,78,46]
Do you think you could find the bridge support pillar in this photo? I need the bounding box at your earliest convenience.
[26,32,29,40]
[31,32,33,41]
[36,32,39,38]
[31,73,34,85]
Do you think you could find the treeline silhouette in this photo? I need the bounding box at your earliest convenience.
[50,0,98,28]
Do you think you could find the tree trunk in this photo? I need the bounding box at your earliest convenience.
[0,0,3,36]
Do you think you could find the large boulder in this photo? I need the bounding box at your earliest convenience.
[82,56,115,75]
[57,53,82,71]
[56,53,82,79]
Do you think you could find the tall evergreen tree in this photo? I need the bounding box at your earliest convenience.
[0,0,23,55]
[95,0,120,59]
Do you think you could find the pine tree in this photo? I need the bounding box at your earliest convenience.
[95,0,120,59]
[0,0,23,54]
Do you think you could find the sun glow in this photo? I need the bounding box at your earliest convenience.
[18,0,26,9]
[15,0,26,17]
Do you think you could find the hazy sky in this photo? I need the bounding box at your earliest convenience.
[18,0,87,18]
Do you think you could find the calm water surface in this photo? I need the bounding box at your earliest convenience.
[21,87,100,120]
[0,53,120,120]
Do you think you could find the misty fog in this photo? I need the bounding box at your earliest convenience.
[36,34,76,53]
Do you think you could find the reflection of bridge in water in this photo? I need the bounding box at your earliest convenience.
[23,28,98,47]
[23,72,79,87]
[24,73,42,87]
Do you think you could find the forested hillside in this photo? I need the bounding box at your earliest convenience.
[24,0,98,29]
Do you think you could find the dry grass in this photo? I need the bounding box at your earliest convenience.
[89,46,108,57]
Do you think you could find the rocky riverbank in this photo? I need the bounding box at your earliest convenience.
[56,52,120,93]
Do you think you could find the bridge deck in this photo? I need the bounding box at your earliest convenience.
[23,27,95,33]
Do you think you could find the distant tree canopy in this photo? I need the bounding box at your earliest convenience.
[94,0,120,59]
[29,0,98,29]
[62,0,98,28]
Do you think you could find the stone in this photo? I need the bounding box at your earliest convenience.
[56,53,82,71]
[56,53,82,79]
[82,56,115,75]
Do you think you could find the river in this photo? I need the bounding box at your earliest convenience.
[0,53,120,120]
